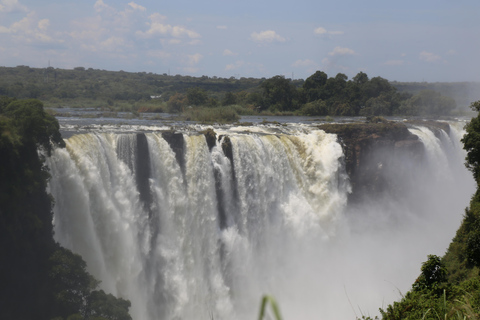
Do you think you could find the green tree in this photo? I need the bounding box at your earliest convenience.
[2,98,65,154]
[260,75,298,111]
[399,90,456,116]
[222,91,237,106]
[462,101,480,184]
[303,71,328,102]
[353,71,369,85]
[0,97,132,320]
[87,290,132,320]
[413,255,447,292]
[186,87,208,106]
[50,247,100,317]
[49,246,132,320]
[299,99,328,116]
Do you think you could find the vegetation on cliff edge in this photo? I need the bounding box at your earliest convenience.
[378,101,480,319]
[0,96,132,320]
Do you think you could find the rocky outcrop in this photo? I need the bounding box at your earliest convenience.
[319,120,427,202]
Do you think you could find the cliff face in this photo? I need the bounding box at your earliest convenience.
[319,121,428,202]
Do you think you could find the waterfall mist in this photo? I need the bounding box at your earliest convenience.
[47,122,475,319]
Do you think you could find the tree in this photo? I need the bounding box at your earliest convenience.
[0,97,132,320]
[462,101,480,184]
[303,70,328,90]
[222,92,237,106]
[353,71,369,85]
[49,246,132,320]
[363,76,393,99]
[413,255,447,292]
[299,100,328,116]
[186,87,208,106]
[167,93,187,113]
[303,71,328,102]
[399,90,456,116]
[2,98,65,154]
[87,290,132,320]
[260,75,298,111]
[50,247,99,317]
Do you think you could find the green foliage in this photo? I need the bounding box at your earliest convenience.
[0,66,461,117]
[0,97,131,320]
[462,101,480,184]
[299,71,414,116]
[87,290,132,320]
[299,100,328,116]
[186,87,208,106]
[413,255,448,292]
[167,92,187,113]
[222,91,237,106]
[399,90,456,116]
[260,75,299,111]
[381,100,480,320]
[3,98,65,154]
[50,247,100,317]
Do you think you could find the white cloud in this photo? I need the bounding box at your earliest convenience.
[1,12,59,44]
[37,19,49,31]
[100,36,126,51]
[0,0,27,13]
[94,0,109,13]
[314,27,327,35]
[314,27,344,35]
[216,25,227,30]
[223,49,237,56]
[419,51,442,63]
[137,13,201,40]
[128,2,146,11]
[329,46,355,56]
[250,30,286,44]
[69,16,106,50]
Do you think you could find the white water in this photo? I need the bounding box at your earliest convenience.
[47,123,474,320]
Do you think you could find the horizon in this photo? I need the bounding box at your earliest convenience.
[0,1,479,83]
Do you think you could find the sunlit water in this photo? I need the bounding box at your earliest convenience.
[47,116,475,319]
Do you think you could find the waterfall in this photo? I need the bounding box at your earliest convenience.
[47,123,474,320]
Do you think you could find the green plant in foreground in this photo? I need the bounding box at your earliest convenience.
[258,295,283,320]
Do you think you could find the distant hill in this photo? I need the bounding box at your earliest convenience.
[0,65,264,103]
[0,65,477,116]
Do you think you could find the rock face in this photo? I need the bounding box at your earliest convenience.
[319,121,426,202]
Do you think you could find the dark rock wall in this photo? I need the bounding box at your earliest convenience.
[319,121,426,203]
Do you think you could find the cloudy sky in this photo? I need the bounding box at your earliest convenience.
[0,0,479,82]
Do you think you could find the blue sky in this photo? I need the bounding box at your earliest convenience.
[0,0,479,82]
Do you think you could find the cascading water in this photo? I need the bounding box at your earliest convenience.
[47,122,474,320]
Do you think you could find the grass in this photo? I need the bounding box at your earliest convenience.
[258,295,283,320]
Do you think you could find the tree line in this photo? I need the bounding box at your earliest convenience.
[0,66,462,117]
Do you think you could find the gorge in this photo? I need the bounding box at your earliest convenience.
[46,119,474,320]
